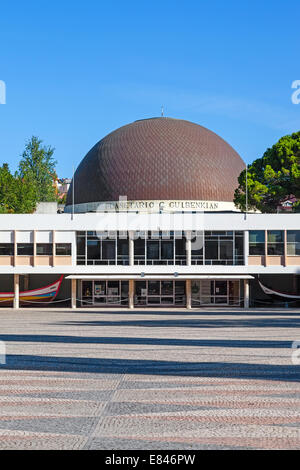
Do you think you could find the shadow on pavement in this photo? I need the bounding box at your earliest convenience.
[2,355,299,382]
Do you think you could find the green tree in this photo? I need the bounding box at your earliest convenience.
[234,132,300,212]
[0,163,18,213]
[0,163,37,213]
[18,136,57,203]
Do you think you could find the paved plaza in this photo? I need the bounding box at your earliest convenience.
[0,307,299,449]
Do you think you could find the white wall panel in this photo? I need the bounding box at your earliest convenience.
[0,231,14,243]
[55,231,74,243]
[17,231,33,243]
[36,231,52,243]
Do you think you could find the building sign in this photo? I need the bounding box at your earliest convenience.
[66,200,239,213]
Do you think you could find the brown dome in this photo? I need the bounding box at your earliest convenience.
[66,117,244,207]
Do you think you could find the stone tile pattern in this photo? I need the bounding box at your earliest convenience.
[0,307,299,449]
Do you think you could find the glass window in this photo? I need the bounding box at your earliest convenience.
[87,240,100,260]
[220,240,233,261]
[287,230,300,255]
[191,234,204,260]
[134,238,145,264]
[205,240,218,260]
[17,243,33,256]
[267,230,284,255]
[161,241,173,260]
[234,232,244,264]
[102,240,115,260]
[148,281,160,295]
[134,238,145,255]
[56,243,71,256]
[117,238,129,265]
[161,281,173,295]
[76,233,86,256]
[268,230,283,243]
[0,243,14,255]
[147,241,159,260]
[36,243,53,256]
[249,230,265,255]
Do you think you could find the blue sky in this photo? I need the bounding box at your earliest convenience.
[0,0,299,176]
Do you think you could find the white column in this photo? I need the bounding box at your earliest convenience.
[185,231,191,266]
[71,279,77,309]
[129,231,134,266]
[13,274,19,309]
[129,279,134,309]
[244,230,249,266]
[244,279,249,309]
[186,279,192,309]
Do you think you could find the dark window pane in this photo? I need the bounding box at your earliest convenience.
[234,235,244,256]
[161,281,173,295]
[0,243,14,255]
[102,241,115,260]
[249,243,265,255]
[268,230,283,243]
[147,241,159,260]
[76,233,86,256]
[36,243,53,256]
[117,239,129,256]
[148,281,160,295]
[134,239,145,256]
[17,244,33,256]
[220,241,233,260]
[87,240,100,260]
[205,240,218,260]
[249,230,265,243]
[287,231,300,243]
[56,243,71,256]
[268,243,284,255]
[161,241,173,260]
[175,238,185,256]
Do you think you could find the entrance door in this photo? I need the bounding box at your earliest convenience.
[212,281,228,304]
[81,280,128,306]
[191,280,230,306]
[135,280,185,306]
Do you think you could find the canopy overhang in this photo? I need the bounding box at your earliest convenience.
[66,274,254,281]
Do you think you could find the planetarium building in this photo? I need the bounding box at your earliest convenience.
[0,117,299,309]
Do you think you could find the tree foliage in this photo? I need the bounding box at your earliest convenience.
[19,136,57,203]
[0,137,58,213]
[234,132,300,212]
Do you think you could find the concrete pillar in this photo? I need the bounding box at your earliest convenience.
[52,230,55,267]
[129,231,134,266]
[71,278,77,309]
[283,230,287,267]
[13,230,17,267]
[244,279,249,309]
[264,230,268,267]
[244,230,249,266]
[185,231,192,266]
[129,279,134,309]
[13,274,19,309]
[186,279,192,309]
[33,230,36,267]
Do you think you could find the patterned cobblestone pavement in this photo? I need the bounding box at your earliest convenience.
[0,307,299,449]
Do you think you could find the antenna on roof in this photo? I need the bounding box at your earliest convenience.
[161,105,164,117]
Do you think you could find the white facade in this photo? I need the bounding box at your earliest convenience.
[0,211,299,309]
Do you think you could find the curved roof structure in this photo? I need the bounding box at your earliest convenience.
[66,117,244,210]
